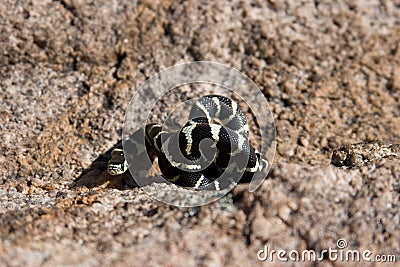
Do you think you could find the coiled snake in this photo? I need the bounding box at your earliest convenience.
[107,95,267,190]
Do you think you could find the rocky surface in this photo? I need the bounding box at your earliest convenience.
[1,0,399,266]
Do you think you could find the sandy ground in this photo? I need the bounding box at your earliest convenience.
[1,0,399,266]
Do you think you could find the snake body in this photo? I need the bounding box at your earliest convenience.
[108,95,267,190]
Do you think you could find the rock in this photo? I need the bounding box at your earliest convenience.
[1,0,399,265]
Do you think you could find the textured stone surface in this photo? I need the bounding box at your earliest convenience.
[1,0,399,266]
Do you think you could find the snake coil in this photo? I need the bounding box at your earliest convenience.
[108,95,267,190]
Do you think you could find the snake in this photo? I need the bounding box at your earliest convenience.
[331,141,400,168]
[107,95,268,190]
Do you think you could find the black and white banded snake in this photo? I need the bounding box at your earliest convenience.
[107,95,268,191]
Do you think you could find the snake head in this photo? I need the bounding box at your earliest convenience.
[107,148,128,175]
[331,149,348,167]
[331,147,363,168]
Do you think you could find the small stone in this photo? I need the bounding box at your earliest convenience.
[389,67,400,91]
[299,136,309,147]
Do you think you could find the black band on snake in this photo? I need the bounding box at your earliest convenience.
[107,95,268,191]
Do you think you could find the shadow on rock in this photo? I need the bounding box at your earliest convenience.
[72,141,138,190]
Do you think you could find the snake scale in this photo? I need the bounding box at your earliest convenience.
[107,95,267,190]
